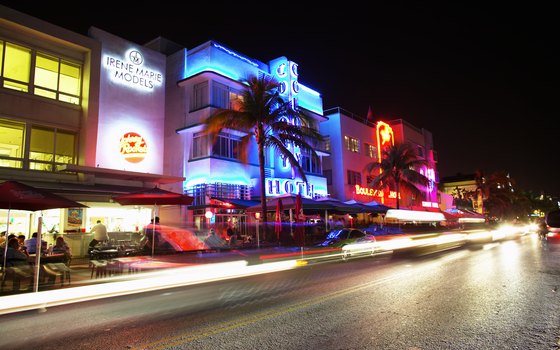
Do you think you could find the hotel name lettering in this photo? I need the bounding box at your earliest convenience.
[266,178,315,197]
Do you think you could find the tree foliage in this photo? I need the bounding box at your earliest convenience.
[203,75,323,240]
[364,142,430,209]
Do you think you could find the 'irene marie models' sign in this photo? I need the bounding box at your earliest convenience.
[103,49,163,91]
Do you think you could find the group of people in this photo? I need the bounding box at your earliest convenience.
[1,232,72,264]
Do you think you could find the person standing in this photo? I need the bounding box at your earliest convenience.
[89,220,108,249]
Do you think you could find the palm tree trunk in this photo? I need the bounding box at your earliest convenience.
[257,135,269,242]
[395,180,400,209]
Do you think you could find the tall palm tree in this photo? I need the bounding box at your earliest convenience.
[364,142,430,209]
[203,75,323,241]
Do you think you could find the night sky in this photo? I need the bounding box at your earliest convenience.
[2,2,557,195]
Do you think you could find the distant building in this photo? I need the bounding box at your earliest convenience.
[320,108,439,210]
[440,173,484,214]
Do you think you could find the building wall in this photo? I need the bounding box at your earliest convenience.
[90,27,166,174]
[170,41,328,203]
[0,5,100,177]
[321,108,440,209]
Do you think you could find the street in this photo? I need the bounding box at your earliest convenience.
[1,234,559,349]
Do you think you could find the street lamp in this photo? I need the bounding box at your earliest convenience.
[255,212,261,248]
[205,210,214,230]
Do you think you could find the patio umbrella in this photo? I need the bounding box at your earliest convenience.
[0,180,87,292]
[112,186,194,257]
[275,198,283,243]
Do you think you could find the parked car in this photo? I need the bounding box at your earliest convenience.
[545,209,560,245]
[317,228,377,261]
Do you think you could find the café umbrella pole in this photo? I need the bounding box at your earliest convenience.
[1,207,11,281]
[151,203,157,258]
[33,216,43,293]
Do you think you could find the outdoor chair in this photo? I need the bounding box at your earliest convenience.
[43,263,71,287]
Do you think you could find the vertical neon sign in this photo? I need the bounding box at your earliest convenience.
[374,121,394,204]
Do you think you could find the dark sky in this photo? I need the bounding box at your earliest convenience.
[2,2,557,195]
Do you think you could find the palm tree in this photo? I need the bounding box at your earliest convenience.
[203,75,323,241]
[364,142,430,209]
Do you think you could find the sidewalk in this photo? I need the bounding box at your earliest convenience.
[1,244,305,295]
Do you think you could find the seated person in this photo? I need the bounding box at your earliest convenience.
[3,238,32,292]
[24,232,48,255]
[49,236,72,265]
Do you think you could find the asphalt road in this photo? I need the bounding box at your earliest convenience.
[1,234,559,350]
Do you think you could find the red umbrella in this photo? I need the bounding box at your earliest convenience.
[0,180,87,292]
[0,180,88,211]
[112,186,194,206]
[294,194,305,247]
[112,187,194,257]
[275,199,284,242]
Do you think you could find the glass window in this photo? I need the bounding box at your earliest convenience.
[344,136,360,153]
[59,60,81,96]
[212,82,242,109]
[212,132,241,160]
[34,52,81,105]
[54,130,75,168]
[191,81,209,110]
[0,118,25,168]
[35,53,59,90]
[3,42,31,92]
[29,126,75,171]
[0,40,81,105]
[300,148,322,175]
[347,170,361,186]
[30,127,55,170]
[365,143,377,159]
[0,41,4,73]
[192,132,209,159]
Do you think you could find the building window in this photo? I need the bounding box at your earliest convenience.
[0,118,25,168]
[29,126,76,171]
[0,40,82,105]
[344,136,360,153]
[1,41,31,92]
[0,118,76,171]
[34,52,81,104]
[300,148,322,175]
[212,82,243,110]
[212,132,241,160]
[191,81,209,110]
[323,169,332,186]
[347,170,361,186]
[191,132,209,159]
[365,143,377,159]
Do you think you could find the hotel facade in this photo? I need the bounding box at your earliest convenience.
[0,5,442,254]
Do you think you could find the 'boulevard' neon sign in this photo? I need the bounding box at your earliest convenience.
[355,185,398,199]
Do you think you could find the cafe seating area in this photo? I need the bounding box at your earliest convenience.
[1,253,72,293]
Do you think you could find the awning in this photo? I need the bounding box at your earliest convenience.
[211,197,260,209]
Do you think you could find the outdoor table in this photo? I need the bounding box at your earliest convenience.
[112,256,150,274]
[90,249,119,260]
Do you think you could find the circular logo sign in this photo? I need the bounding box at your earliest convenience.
[119,132,147,163]
[129,50,144,65]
